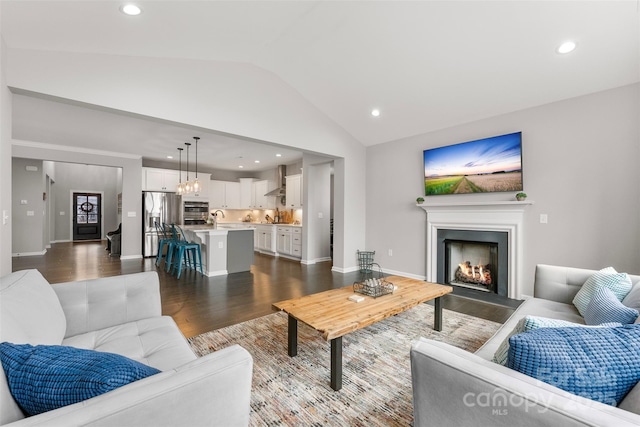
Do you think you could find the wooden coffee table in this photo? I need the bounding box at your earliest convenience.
[272,276,453,390]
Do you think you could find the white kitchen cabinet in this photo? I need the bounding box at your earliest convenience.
[254,224,276,253]
[239,178,255,209]
[143,168,180,192]
[253,180,275,209]
[209,180,240,209]
[276,226,302,259]
[285,174,302,208]
[182,172,210,201]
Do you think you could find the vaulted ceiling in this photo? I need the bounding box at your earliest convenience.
[3,1,639,171]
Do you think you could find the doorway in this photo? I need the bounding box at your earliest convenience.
[72,192,102,240]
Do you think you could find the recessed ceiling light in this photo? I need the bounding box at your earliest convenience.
[557,41,576,54]
[120,4,142,16]
[238,165,244,169]
[166,155,173,159]
[371,109,381,117]
[254,160,260,164]
[276,154,282,157]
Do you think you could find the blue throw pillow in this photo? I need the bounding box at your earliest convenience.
[0,342,160,416]
[491,316,621,366]
[572,267,633,316]
[506,325,640,406]
[585,287,639,325]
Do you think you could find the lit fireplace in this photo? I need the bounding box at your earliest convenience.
[436,229,508,297]
[446,240,497,292]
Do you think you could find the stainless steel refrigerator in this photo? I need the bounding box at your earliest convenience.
[142,192,182,257]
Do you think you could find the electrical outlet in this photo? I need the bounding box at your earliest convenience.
[218,242,224,249]
[26,211,35,216]
[20,200,27,205]
[540,214,548,224]
[388,249,393,256]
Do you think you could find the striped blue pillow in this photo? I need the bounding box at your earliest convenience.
[585,287,639,325]
[572,267,633,316]
[0,342,160,416]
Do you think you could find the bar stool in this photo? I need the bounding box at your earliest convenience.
[167,224,203,279]
[155,222,176,268]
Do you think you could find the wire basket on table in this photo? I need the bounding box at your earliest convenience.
[353,262,394,298]
[357,250,376,274]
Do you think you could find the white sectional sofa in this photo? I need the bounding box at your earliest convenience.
[411,264,640,427]
[0,269,253,426]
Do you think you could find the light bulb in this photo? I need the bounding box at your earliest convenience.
[193,178,200,193]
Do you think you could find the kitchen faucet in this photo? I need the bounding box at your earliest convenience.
[211,210,225,228]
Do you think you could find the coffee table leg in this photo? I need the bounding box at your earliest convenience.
[288,315,297,357]
[330,337,342,391]
[434,297,443,332]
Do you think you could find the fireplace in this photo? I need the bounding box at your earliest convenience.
[421,201,529,299]
[437,229,508,296]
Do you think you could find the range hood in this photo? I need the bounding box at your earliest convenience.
[264,165,287,197]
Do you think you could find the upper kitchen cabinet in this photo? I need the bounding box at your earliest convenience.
[210,180,241,209]
[182,172,211,201]
[253,180,276,209]
[143,167,180,192]
[285,174,303,208]
[239,178,255,209]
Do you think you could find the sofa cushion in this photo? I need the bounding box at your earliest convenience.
[623,281,640,311]
[62,316,197,371]
[585,287,639,325]
[492,315,621,365]
[506,325,640,406]
[0,342,160,416]
[475,297,584,361]
[619,381,640,415]
[573,267,633,316]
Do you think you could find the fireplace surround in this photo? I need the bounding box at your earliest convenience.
[420,200,532,299]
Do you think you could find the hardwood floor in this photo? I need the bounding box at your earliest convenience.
[12,241,517,338]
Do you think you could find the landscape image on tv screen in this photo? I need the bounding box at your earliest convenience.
[424,132,523,196]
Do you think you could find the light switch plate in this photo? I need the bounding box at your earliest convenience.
[127,211,136,217]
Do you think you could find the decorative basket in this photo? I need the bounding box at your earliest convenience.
[353,262,394,298]
[353,278,395,298]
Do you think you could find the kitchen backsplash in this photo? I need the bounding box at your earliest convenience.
[212,208,303,225]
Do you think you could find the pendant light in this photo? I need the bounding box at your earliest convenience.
[176,147,184,195]
[192,136,200,193]
[184,142,193,193]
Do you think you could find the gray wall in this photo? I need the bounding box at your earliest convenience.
[0,33,12,274]
[50,162,120,242]
[11,158,44,255]
[366,83,640,297]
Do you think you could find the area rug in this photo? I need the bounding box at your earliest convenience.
[188,303,501,426]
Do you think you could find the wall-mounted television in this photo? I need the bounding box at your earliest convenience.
[423,131,523,196]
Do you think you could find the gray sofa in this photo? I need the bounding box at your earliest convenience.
[0,269,253,426]
[411,264,640,426]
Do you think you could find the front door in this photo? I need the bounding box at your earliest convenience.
[73,192,102,241]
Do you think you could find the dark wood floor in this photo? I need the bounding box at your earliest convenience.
[12,241,517,338]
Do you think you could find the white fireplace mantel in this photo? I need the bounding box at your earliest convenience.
[418,200,533,299]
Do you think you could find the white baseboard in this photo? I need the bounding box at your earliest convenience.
[119,255,143,260]
[379,268,426,281]
[301,257,332,265]
[12,250,47,257]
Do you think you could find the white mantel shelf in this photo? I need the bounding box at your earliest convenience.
[417,200,534,209]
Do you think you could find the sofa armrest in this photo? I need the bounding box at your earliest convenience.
[7,344,253,427]
[411,338,640,427]
[52,272,162,338]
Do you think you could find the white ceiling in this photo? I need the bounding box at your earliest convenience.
[3,1,639,171]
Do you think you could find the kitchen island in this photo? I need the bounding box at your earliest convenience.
[181,225,254,276]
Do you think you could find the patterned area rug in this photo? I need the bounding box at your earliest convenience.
[188,303,501,426]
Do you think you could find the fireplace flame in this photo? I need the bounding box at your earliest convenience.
[456,261,492,286]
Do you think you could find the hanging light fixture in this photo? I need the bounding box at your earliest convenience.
[192,137,200,193]
[176,147,184,195]
[184,142,193,193]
